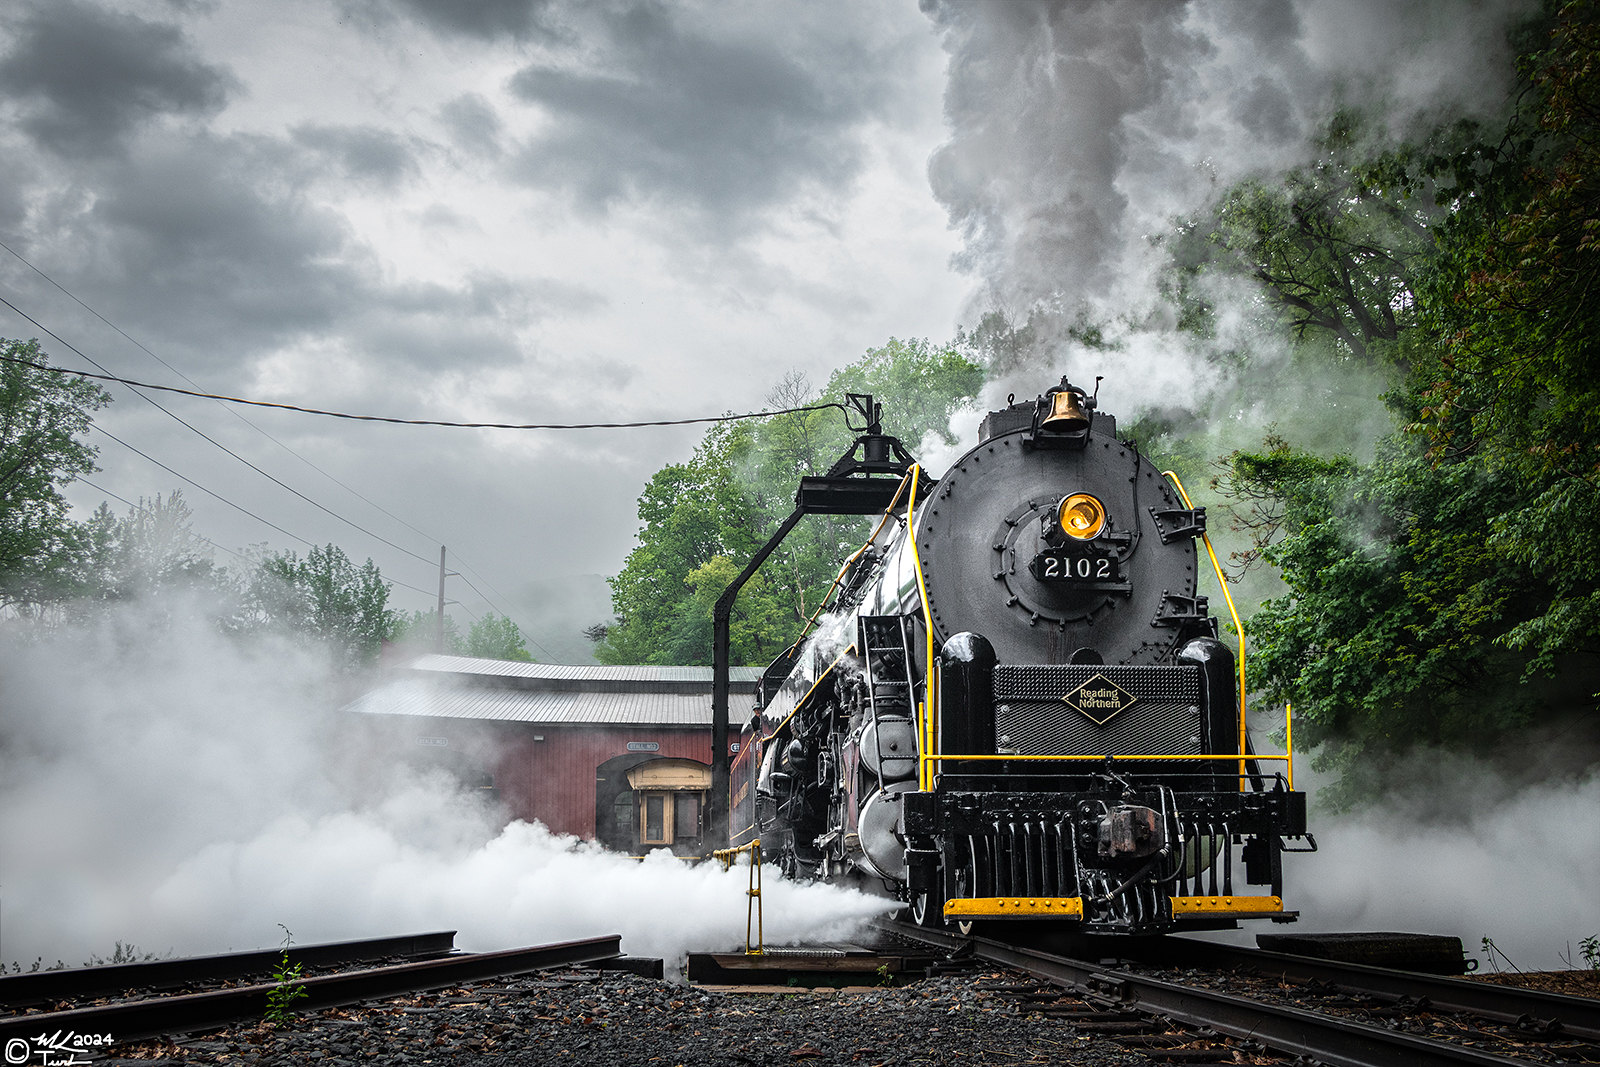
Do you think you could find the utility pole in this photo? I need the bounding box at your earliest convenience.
[435,547,459,653]
[437,547,447,652]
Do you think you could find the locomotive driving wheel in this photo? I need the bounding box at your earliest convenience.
[909,886,944,928]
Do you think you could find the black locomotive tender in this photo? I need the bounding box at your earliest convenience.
[727,379,1311,933]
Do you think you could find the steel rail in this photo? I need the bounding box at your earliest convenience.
[0,931,457,1010]
[874,921,1532,1067]
[1146,939,1600,1042]
[0,935,621,1045]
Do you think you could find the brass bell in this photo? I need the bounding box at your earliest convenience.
[1040,388,1090,432]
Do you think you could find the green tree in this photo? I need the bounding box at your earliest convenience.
[391,608,465,654]
[1408,0,1600,672]
[1222,437,1551,805]
[0,339,111,608]
[1166,111,1464,368]
[80,491,225,603]
[1172,2,1600,802]
[466,613,534,661]
[596,419,775,665]
[252,544,397,669]
[596,338,984,666]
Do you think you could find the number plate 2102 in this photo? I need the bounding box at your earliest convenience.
[1030,549,1121,583]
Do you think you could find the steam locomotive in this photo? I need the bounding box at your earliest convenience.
[727,379,1311,933]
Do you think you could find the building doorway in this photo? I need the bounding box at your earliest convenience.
[594,753,711,856]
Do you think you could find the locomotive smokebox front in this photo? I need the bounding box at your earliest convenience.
[914,389,1210,667]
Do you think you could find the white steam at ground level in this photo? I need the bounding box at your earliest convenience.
[0,600,887,972]
[0,600,1592,974]
[1275,761,1600,972]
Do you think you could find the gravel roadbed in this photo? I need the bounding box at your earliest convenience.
[99,964,1170,1067]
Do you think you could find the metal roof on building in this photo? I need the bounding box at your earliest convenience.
[404,655,761,688]
[346,655,762,726]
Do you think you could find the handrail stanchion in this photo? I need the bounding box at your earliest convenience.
[714,841,764,956]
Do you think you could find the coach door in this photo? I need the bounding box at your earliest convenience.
[625,758,711,855]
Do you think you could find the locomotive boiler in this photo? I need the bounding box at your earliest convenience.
[726,378,1311,933]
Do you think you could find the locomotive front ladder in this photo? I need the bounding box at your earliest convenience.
[858,615,920,768]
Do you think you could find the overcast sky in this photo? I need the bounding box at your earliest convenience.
[0,0,1530,660]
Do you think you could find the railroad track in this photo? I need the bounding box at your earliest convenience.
[0,933,623,1048]
[875,919,1600,1066]
[0,931,457,1011]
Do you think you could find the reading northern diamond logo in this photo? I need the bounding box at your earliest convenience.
[1062,674,1137,725]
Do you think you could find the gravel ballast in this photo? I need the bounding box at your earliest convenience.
[101,965,1168,1067]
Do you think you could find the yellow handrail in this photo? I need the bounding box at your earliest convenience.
[758,648,852,745]
[713,840,764,955]
[1161,470,1249,791]
[1285,702,1294,791]
[905,465,939,792]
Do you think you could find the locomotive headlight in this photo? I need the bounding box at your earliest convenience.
[1058,493,1107,540]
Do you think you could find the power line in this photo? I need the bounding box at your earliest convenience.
[0,279,639,653]
[0,289,469,614]
[91,426,314,549]
[0,239,448,565]
[0,294,440,567]
[0,341,844,430]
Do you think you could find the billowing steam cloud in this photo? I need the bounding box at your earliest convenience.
[1283,764,1600,971]
[0,602,888,970]
[921,0,1532,407]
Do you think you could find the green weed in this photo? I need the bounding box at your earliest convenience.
[264,925,309,1025]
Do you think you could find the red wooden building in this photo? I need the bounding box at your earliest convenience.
[345,655,760,854]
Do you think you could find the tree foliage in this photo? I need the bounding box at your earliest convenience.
[0,340,111,607]
[81,492,224,603]
[596,338,984,667]
[1180,0,1600,797]
[466,613,534,661]
[251,544,397,670]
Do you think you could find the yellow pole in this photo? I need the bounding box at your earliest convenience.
[1285,703,1294,791]
[748,841,763,956]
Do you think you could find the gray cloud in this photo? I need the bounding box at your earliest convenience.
[439,93,504,158]
[388,0,561,42]
[0,0,958,665]
[352,273,607,372]
[0,0,234,158]
[76,134,362,358]
[292,124,421,190]
[12,127,599,382]
[504,3,888,226]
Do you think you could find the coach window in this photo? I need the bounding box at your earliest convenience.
[642,792,669,845]
[674,791,701,841]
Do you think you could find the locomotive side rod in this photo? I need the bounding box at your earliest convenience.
[874,921,1531,1067]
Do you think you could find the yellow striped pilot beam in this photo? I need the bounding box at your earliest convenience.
[943,895,1284,919]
